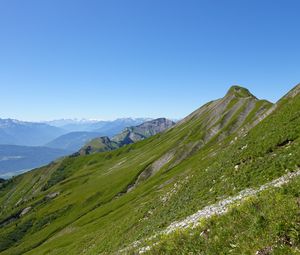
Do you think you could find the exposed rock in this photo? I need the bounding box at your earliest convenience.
[282,83,300,99]
[165,170,300,233]
[20,207,31,217]
[128,151,175,192]
[118,89,272,195]
[15,198,23,207]
[46,192,60,199]
[150,86,273,177]
[112,118,175,145]
[241,144,248,150]
[255,246,273,255]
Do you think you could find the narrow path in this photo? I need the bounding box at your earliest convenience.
[120,169,300,254]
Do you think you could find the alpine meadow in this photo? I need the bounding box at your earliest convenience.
[1,85,300,254]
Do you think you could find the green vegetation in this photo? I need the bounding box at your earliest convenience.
[0,85,299,255]
[0,219,33,253]
[146,178,300,255]
[227,85,256,98]
[79,136,119,155]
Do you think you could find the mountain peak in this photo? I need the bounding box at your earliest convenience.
[226,85,257,99]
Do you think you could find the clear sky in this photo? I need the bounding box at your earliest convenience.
[0,0,299,121]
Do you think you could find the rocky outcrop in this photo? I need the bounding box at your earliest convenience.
[80,118,175,155]
[282,83,300,99]
[46,192,60,199]
[112,118,175,145]
[125,151,176,193]
[20,207,31,217]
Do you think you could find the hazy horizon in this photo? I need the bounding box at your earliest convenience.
[0,116,164,123]
[0,83,298,122]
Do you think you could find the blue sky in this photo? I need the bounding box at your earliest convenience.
[0,0,299,121]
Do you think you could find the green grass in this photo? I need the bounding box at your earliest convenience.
[227,85,254,98]
[0,86,299,255]
[145,177,300,255]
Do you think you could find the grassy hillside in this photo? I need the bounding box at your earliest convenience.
[146,176,300,254]
[79,136,119,155]
[0,85,299,255]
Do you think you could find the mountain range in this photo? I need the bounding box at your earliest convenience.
[43,118,152,152]
[45,132,103,152]
[0,84,300,255]
[79,118,175,155]
[0,118,152,148]
[0,118,172,178]
[43,118,151,133]
[0,119,65,146]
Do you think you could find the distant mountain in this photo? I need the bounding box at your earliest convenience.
[0,145,70,179]
[43,119,100,132]
[89,118,152,135]
[44,118,153,151]
[80,118,175,155]
[44,118,151,133]
[112,118,175,145]
[0,119,66,146]
[45,132,103,152]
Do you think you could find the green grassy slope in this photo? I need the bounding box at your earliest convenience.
[147,177,300,255]
[78,136,120,155]
[1,85,299,255]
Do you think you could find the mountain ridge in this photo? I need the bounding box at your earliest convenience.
[44,118,152,132]
[226,85,257,99]
[0,119,66,146]
[0,84,299,255]
[79,118,175,155]
[43,118,155,152]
